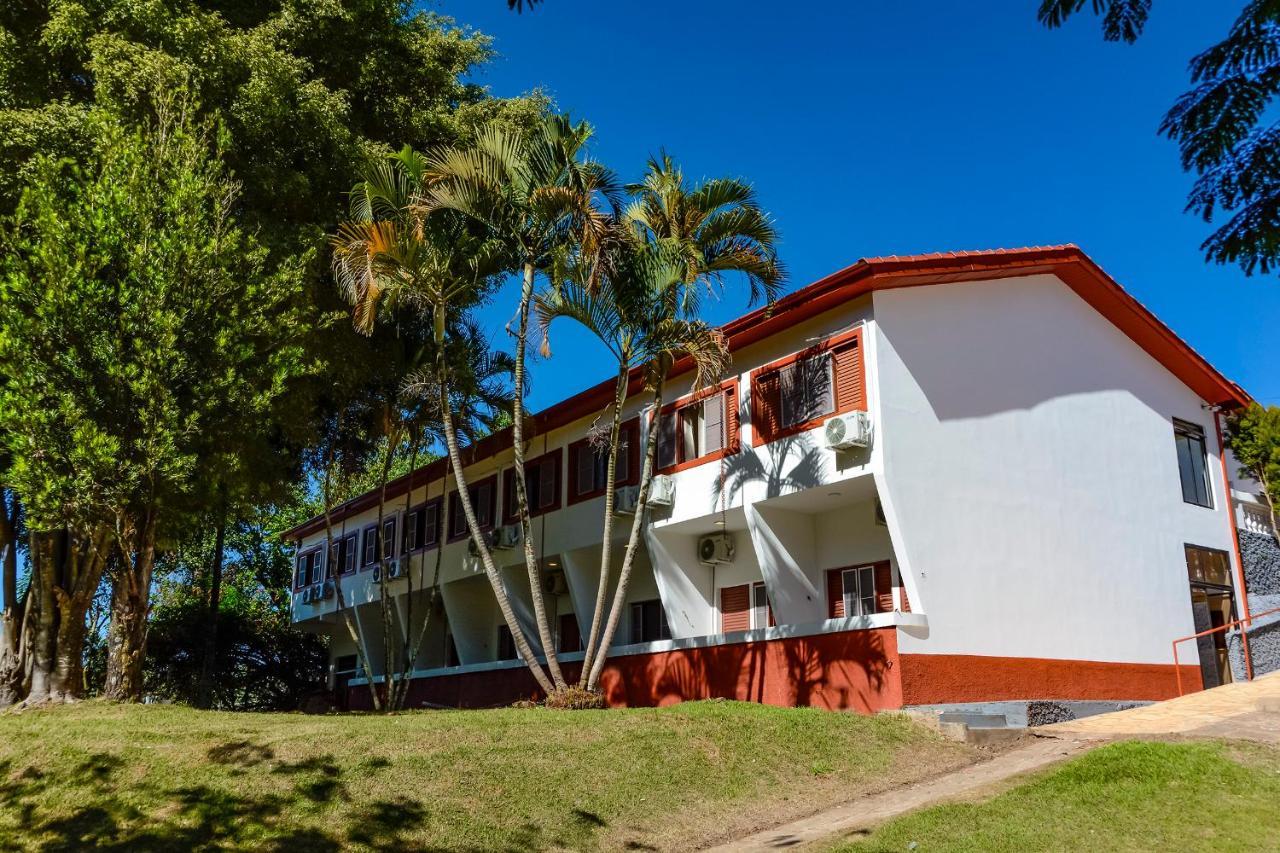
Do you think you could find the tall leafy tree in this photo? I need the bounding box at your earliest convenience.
[0,101,307,704]
[418,114,619,693]
[1038,1,1280,274]
[1227,403,1280,542]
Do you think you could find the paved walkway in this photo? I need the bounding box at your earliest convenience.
[707,671,1280,852]
[1047,669,1280,743]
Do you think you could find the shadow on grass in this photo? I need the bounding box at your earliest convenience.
[0,741,616,852]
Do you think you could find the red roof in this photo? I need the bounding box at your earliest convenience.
[282,245,1250,541]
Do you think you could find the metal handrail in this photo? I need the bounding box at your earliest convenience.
[1172,604,1280,696]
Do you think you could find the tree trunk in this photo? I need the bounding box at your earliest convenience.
[105,514,157,702]
[196,515,227,709]
[511,261,566,689]
[0,494,21,707]
[588,375,665,690]
[438,335,554,695]
[579,364,630,685]
[24,533,59,704]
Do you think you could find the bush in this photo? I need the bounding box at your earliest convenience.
[543,686,606,710]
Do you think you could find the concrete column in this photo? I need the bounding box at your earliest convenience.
[744,502,825,624]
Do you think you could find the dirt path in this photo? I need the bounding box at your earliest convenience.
[701,732,1101,852]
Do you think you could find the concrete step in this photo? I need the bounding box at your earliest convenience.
[938,711,1009,729]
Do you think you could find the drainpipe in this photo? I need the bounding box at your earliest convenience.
[1213,408,1253,680]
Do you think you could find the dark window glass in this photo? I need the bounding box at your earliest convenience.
[1174,420,1212,508]
[496,624,517,660]
[628,599,671,644]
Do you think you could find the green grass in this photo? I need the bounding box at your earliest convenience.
[0,699,971,851]
[836,740,1280,852]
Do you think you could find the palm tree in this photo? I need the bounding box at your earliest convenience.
[417,115,620,692]
[331,147,560,697]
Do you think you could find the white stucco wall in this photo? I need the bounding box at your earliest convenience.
[874,273,1238,666]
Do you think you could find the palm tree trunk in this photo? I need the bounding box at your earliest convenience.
[579,363,630,685]
[196,513,227,709]
[588,375,665,691]
[373,427,402,712]
[511,261,566,689]
[438,335,555,696]
[391,461,445,712]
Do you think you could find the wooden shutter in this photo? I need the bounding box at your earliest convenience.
[752,372,782,444]
[826,569,845,618]
[720,584,751,633]
[833,339,864,412]
[538,456,557,509]
[725,386,740,450]
[703,390,724,454]
[574,444,595,496]
[900,580,911,613]
[874,562,893,613]
[813,353,834,418]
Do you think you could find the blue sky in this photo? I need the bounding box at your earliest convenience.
[435,0,1278,411]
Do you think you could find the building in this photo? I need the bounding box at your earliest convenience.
[284,245,1264,716]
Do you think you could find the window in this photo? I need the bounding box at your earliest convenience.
[403,500,441,553]
[504,450,561,521]
[657,382,738,472]
[629,599,671,644]
[448,477,496,541]
[361,525,378,567]
[381,517,397,559]
[1186,544,1233,587]
[558,613,582,653]
[753,329,864,445]
[569,420,640,503]
[1174,419,1212,508]
[781,352,833,428]
[496,624,517,660]
[842,567,876,618]
[341,533,359,573]
[294,552,311,590]
[751,582,772,630]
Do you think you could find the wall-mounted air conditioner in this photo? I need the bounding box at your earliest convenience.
[542,572,569,596]
[698,533,735,565]
[648,474,676,506]
[320,580,336,600]
[824,411,872,450]
[614,485,641,514]
[384,558,405,580]
[495,524,522,549]
[300,587,313,605]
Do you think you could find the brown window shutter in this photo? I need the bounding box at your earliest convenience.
[703,391,724,454]
[874,562,893,613]
[826,569,845,619]
[900,581,911,613]
[833,341,864,412]
[753,372,782,443]
[720,584,751,633]
[726,386,740,450]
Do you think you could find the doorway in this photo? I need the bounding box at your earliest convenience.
[1185,545,1237,690]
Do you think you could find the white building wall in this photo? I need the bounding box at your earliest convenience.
[874,273,1237,666]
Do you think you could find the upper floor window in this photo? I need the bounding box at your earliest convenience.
[503,450,561,522]
[403,499,442,553]
[753,328,864,445]
[1174,419,1213,508]
[339,533,359,573]
[656,381,740,473]
[568,419,640,503]
[361,524,378,567]
[448,476,496,541]
[360,517,397,567]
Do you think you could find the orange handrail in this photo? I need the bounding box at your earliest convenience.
[1172,604,1280,696]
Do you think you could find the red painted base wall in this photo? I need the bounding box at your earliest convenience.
[898,653,1203,705]
[348,627,902,712]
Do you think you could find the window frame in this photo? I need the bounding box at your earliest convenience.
[841,566,876,618]
[361,524,379,569]
[447,474,498,543]
[340,533,360,574]
[750,581,773,630]
[567,418,641,504]
[751,327,865,446]
[1173,418,1214,509]
[629,598,672,645]
[503,448,563,523]
[655,379,741,475]
[402,497,443,554]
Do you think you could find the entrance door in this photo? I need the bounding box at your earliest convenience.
[1185,545,1237,690]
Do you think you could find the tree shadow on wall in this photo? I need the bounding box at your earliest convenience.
[713,433,825,507]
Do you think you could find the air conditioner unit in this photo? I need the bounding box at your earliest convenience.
[698,533,735,565]
[467,529,497,557]
[321,581,336,600]
[614,485,641,514]
[542,572,569,596]
[371,563,383,583]
[384,558,405,580]
[300,587,313,605]
[310,586,326,606]
[824,411,872,450]
[495,524,522,549]
[648,474,676,506]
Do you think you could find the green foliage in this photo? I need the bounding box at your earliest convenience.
[0,103,308,533]
[1038,1,1280,275]
[1227,403,1280,505]
[146,502,326,710]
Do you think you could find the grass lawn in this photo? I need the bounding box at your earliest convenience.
[835,739,1280,852]
[0,699,972,851]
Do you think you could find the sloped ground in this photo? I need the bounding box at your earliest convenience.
[0,700,976,851]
